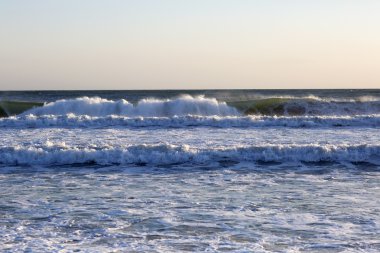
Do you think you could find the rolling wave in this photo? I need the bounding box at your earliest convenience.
[1,143,379,166]
[227,96,380,116]
[1,95,379,128]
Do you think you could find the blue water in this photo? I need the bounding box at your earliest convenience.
[0,90,379,252]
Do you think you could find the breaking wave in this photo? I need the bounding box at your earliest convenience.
[22,96,239,117]
[0,95,379,129]
[1,143,379,166]
[16,95,380,118]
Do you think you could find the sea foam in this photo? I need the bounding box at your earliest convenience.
[1,143,379,166]
[2,114,380,128]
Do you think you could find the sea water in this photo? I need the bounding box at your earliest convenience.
[0,90,379,252]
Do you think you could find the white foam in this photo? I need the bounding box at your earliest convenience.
[1,143,379,166]
[2,114,380,128]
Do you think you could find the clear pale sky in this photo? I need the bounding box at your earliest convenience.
[1,0,379,90]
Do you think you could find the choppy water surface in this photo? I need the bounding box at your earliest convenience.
[0,90,380,252]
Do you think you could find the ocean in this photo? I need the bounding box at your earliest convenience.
[0,90,379,252]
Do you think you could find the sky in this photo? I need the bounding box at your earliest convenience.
[0,0,379,90]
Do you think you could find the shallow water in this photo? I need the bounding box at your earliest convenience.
[1,165,379,252]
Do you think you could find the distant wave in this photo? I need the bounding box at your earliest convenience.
[2,114,380,128]
[1,143,379,166]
